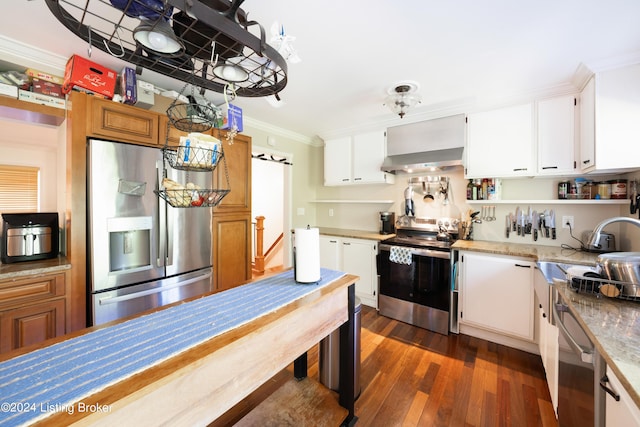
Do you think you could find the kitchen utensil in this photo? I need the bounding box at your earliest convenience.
[597,252,640,286]
[423,182,434,201]
[549,209,556,239]
[515,207,522,235]
[440,179,450,205]
[599,283,621,298]
[489,206,496,221]
[436,225,451,242]
[532,211,539,241]
[404,186,415,216]
[505,214,510,238]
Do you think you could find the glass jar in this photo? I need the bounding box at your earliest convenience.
[610,179,628,199]
[558,181,569,199]
[597,181,611,199]
[583,181,596,199]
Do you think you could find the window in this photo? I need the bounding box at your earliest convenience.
[0,165,39,213]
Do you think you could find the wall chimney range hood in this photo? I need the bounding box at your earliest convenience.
[381,114,466,174]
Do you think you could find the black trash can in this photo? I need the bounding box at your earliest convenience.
[319,297,361,398]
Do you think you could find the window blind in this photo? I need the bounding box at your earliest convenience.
[0,165,39,213]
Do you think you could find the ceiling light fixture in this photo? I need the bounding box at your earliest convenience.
[213,62,250,83]
[384,82,422,118]
[133,18,185,57]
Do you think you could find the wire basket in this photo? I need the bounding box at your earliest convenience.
[167,102,219,133]
[155,188,230,208]
[163,146,224,172]
[567,270,640,302]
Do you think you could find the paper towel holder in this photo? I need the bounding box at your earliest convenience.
[293,225,321,284]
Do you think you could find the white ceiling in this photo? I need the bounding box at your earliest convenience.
[3,0,640,142]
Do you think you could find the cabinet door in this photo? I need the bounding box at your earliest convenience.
[342,238,377,308]
[352,130,393,184]
[579,76,596,171]
[537,96,577,175]
[605,366,640,427]
[213,132,251,213]
[319,236,341,270]
[89,96,160,145]
[0,299,66,353]
[324,137,352,185]
[595,63,640,170]
[460,252,534,340]
[466,103,534,178]
[212,212,252,291]
[159,115,187,147]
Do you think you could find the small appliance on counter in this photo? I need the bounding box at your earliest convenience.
[582,231,616,253]
[380,211,396,235]
[1,212,59,263]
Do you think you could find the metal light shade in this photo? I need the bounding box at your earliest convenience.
[385,84,421,118]
[213,63,249,83]
[134,19,185,57]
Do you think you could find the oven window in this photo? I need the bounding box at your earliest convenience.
[378,249,450,311]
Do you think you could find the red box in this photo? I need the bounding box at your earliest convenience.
[62,55,117,98]
[31,78,64,98]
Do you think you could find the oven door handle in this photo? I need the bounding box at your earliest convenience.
[379,244,450,259]
[552,300,593,364]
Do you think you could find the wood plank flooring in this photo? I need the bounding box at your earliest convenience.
[210,306,557,427]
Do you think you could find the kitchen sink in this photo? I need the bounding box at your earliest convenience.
[536,261,586,284]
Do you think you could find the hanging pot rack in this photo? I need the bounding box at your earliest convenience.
[44,0,288,98]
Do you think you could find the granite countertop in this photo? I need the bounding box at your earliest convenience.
[316,227,395,242]
[453,239,640,406]
[0,256,71,281]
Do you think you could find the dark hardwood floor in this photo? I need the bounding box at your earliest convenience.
[212,306,557,427]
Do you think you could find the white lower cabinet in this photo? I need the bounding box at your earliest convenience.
[604,367,640,427]
[534,268,559,414]
[459,251,534,341]
[319,235,378,308]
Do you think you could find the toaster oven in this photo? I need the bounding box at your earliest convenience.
[1,212,59,263]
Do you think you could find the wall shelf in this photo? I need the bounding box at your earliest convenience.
[313,200,395,204]
[0,96,65,126]
[465,199,628,205]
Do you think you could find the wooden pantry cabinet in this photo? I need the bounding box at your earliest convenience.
[0,271,68,354]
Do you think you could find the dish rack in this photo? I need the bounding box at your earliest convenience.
[567,269,640,302]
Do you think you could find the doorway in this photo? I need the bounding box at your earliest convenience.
[251,148,293,275]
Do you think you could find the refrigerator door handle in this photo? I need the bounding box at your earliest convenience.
[98,272,212,305]
[157,160,167,267]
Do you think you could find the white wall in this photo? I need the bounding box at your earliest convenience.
[252,156,285,268]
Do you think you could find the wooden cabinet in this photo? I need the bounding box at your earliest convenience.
[213,132,251,214]
[604,366,640,427]
[158,115,187,147]
[319,235,378,308]
[0,272,68,353]
[459,252,534,340]
[537,95,577,176]
[212,212,252,291]
[579,63,640,173]
[88,96,160,145]
[324,130,394,186]
[465,103,535,178]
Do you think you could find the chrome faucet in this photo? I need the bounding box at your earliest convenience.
[588,216,640,249]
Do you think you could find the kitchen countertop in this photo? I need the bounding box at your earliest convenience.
[0,256,71,281]
[316,227,395,242]
[453,239,640,407]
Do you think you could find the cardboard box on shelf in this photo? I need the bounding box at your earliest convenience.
[62,54,117,98]
[18,89,66,109]
[118,67,137,105]
[24,68,64,85]
[31,78,64,98]
[134,80,154,109]
[150,91,188,114]
[0,82,18,98]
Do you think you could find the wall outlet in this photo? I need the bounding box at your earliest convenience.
[297,207,305,216]
[562,215,574,229]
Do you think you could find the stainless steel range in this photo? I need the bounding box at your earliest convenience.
[377,216,459,335]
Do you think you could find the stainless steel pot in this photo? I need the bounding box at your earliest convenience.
[597,252,640,286]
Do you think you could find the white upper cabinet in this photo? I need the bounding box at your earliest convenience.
[324,130,394,186]
[465,103,535,178]
[580,63,640,173]
[537,95,577,176]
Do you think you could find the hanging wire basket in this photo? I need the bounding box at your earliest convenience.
[166,82,222,132]
[155,187,230,208]
[163,145,225,172]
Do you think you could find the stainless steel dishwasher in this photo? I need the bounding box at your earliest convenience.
[552,288,605,427]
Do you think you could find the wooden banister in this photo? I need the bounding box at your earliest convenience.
[254,216,265,275]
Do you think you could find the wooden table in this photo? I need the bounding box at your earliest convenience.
[0,270,358,426]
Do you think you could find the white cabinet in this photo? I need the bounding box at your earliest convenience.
[604,366,640,427]
[324,130,395,186]
[459,251,534,340]
[537,95,577,175]
[580,63,640,173]
[465,103,535,178]
[319,235,378,308]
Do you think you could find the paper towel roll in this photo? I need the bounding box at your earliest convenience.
[294,227,321,283]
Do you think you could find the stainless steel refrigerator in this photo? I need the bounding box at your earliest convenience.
[88,139,212,325]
